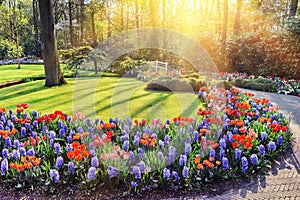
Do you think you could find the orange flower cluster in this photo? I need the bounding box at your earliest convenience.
[194,155,221,170]
[67,142,90,162]
[10,156,41,172]
[229,119,245,127]
[0,128,17,138]
[232,134,254,149]
[140,133,156,148]
[97,123,116,130]
[72,132,89,141]
[0,108,6,114]
[258,117,272,124]
[14,117,31,125]
[236,102,250,110]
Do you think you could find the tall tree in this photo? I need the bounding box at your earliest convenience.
[289,0,298,17]
[135,0,139,28]
[38,0,66,87]
[234,0,242,34]
[68,0,75,46]
[221,0,228,52]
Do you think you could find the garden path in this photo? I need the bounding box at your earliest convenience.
[167,89,300,200]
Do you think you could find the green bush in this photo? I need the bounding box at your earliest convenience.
[59,46,93,77]
[0,39,23,59]
[233,78,276,92]
[227,30,300,80]
[146,77,206,92]
[22,38,41,57]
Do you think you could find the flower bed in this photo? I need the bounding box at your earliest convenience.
[0,58,43,65]
[220,72,300,96]
[0,87,292,194]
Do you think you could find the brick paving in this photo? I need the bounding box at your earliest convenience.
[176,90,300,200]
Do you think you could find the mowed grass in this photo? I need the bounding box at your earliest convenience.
[0,77,199,121]
[0,64,45,82]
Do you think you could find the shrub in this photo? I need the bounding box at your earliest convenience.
[227,30,300,80]
[0,39,23,60]
[146,77,206,93]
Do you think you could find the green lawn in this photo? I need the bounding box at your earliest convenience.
[0,77,199,121]
[0,64,45,82]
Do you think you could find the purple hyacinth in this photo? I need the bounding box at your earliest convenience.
[1,159,8,175]
[235,148,241,160]
[278,135,283,146]
[182,166,189,179]
[122,141,129,151]
[168,146,176,164]
[107,166,118,178]
[19,147,26,156]
[250,154,259,166]
[179,155,187,166]
[261,132,267,141]
[268,141,276,152]
[129,151,135,163]
[133,135,140,146]
[185,143,191,154]
[5,138,11,148]
[137,147,144,159]
[86,118,92,127]
[220,138,226,149]
[138,161,146,173]
[163,168,171,180]
[159,140,164,149]
[89,149,96,157]
[54,142,62,155]
[49,131,56,139]
[172,171,180,180]
[59,129,65,138]
[259,144,265,157]
[50,139,54,150]
[21,127,26,137]
[66,144,72,152]
[131,181,138,187]
[49,169,60,183]
[241,156,248,173]
[55,156,64,169]
[222,157,229,171]
[27,148,35,156]
[219,149,225,160]
[14,140,20,148]
[209,150,216,158]
[67,136,72,144]
[157,151,164,161]
[132,166,141,180]
[12,149,20,160]
[164,135,170,145]
[91,157,99,168]
[193,131,199,142]
[67,161,74,174]
[2,149,8,159]
[87,167,97,180]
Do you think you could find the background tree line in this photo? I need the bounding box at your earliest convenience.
[0,0,299,86]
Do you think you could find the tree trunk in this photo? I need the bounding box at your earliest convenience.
[162,0,167,27]
[33,0,39,41]
[149,0,157,27]
[80,0,84,44]
[289,0,298,17]
[135,0,139,28]
[91,10,97,47]
[221,0,228,52]
[234,0,242,35]
[38,0,66,87]
[68,0,74,46]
